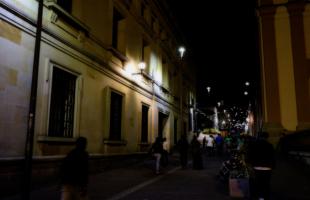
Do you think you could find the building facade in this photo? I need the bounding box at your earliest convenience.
[257,0,310,142]
[0,0,196,161]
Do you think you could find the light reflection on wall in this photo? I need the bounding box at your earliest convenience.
[150,52,162,84]
[124,61,135,75]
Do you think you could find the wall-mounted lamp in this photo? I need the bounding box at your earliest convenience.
[133,61,146,75]
[138,61,146,71]
[132,61,153,82]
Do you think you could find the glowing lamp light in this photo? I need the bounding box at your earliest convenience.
[178,46,186,58]
[245,81,250,86]
[138,62,146,71]
[206,86,211,93]
[244,91,248,96]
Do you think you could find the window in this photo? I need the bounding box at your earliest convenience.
[174,118,178,145]
[48,67,77,137]
[141,3,145,17]
[142,39,148,61]
[151,16,155,30]
[141,39,150,74]
[112,8,124,49]
[109,91,123,140]
[57,0,72,13]
[141,105,149,143]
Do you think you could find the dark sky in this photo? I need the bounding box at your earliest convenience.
[167,1,259,107]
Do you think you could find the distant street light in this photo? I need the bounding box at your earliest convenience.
[178,46,186,58]
[206,86,211,93]
[244,91,248,96]
[245,81,250,86]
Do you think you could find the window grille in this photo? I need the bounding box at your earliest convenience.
[112,8,124,49]
[141,105,149,142]
[48,67,77,137]
[109,91,123,140]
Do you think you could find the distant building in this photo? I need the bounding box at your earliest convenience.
[257,0,310,142]
[0,0,196,180]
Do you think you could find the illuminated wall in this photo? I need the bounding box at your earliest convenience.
[257,0,310,142]
[0,0,196,157]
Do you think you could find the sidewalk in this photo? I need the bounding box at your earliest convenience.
[271,156,310,200]
[3,153,182,200]
[3,153,310,200]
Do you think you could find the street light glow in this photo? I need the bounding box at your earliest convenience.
[178,46,186,58]
[244,91,248,96]
[206,86,211,93]
[138,62,146,70]
[245,81,250,86]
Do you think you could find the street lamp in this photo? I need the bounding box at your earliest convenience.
[178,46,186,59]
[206,86,211,94]
[177,46,186,135]
[138,61,146,72]
[245,81,250,86]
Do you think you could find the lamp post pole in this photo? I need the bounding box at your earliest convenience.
[178,46,185,136]
[23,0,43,199]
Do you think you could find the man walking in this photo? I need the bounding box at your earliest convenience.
[60,137,89,200]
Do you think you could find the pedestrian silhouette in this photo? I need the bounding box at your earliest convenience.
[150,137,164,174]
[191,135,203,169]
[247,132,275,200]
[60,137,89,200]
[177,134,189,169]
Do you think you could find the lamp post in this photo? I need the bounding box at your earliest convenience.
[178,46,186,135]
[24,0,43,199]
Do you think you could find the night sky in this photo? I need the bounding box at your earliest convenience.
[167,1,259,107]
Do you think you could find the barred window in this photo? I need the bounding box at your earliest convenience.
[112,8,124,49]
[109,91,123,140]
[141,105,149,143]
[48,67,77,138]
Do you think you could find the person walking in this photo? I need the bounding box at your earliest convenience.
[60,137,89,200]
[248,132,275,200]
[215,133,224,156]
[150,137,164,174]
[191,135,203,169]
[177,134,189,169]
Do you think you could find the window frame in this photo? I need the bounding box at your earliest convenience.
[45,62,82,139]
[141,104,149,143]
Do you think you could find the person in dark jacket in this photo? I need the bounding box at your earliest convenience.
[191,135,203,169]
[60,137,89,200]
[150,137,164,174]
[247,132,275,200]
[177,134,189,169]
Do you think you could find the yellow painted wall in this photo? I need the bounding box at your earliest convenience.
[274,6,298,131]
[0,0,196,157]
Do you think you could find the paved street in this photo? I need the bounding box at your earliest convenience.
[3,153,310,200]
